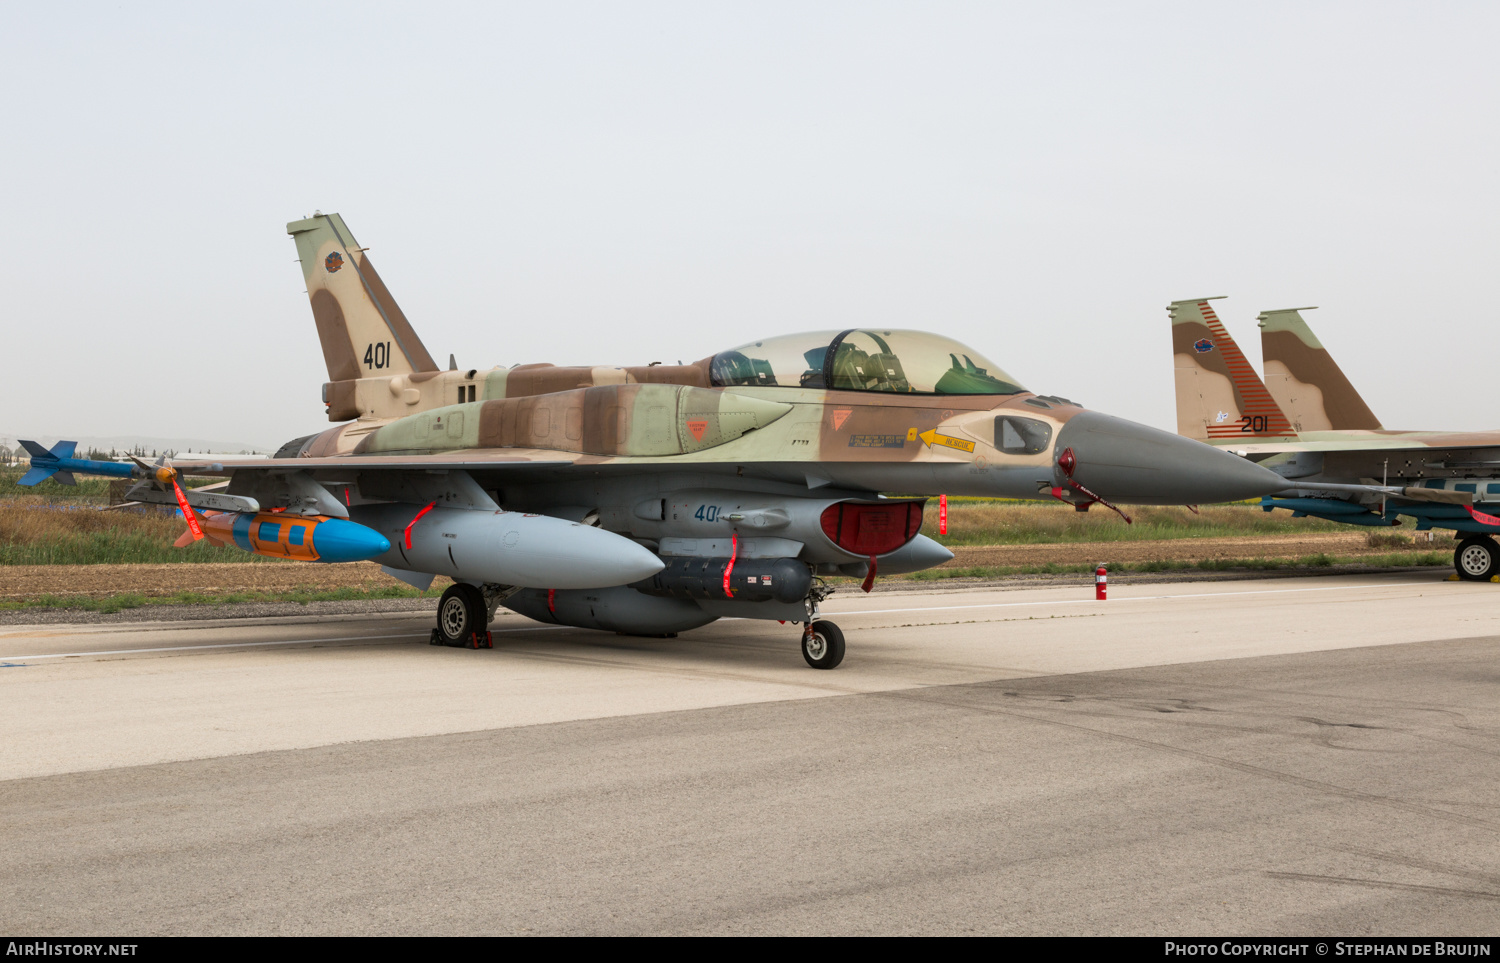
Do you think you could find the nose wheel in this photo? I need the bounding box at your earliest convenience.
[801,620,845,670]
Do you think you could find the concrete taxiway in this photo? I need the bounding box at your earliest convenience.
[3,573,1499,934]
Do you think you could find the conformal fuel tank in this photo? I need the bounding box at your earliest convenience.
[352,504,664,589]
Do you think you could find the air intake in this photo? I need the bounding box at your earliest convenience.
[819,501,924,556]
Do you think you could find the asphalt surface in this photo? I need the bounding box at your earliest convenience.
[3,573,1499,935]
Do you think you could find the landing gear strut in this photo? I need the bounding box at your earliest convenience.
[431,583,492,648]
[1454,536,1499,582]
[796,579,843,669]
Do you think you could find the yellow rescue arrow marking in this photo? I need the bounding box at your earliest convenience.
[918,428,975,453]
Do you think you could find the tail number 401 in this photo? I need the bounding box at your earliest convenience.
[364,341,392,370]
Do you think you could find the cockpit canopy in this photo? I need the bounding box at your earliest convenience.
[709,329,1026,396]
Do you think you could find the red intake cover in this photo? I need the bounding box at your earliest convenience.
[819,501,924,556]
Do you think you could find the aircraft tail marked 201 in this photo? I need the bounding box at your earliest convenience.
[1169,297,1294,443]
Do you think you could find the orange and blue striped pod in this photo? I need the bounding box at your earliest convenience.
[201,513,390,563]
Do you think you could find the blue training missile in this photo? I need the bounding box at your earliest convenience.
[16,440,136,487]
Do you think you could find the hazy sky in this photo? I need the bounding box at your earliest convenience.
[4,2,1496,447]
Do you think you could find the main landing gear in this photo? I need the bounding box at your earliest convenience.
[431,583,493,648]
[1454,536,1499,582]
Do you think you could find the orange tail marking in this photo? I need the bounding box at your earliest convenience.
[1198,301,1293,438]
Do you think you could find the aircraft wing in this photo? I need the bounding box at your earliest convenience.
[1274,480,1474,506]
[1224,438,1500,456]
[169,453,578,476]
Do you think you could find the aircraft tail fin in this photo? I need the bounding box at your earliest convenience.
[1168,298,1294,442]
[1258,307,1382,431]
[286,213,439,387]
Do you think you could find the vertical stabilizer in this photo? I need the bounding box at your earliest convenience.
[287,213,438,383]
[1168,298,1294,442]
[1258,308,1381,431]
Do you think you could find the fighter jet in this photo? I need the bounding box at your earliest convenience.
[19,215,1287,669]
[1169,297,1500,581]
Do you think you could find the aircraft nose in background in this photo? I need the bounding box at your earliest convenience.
[1054,410,1285,504]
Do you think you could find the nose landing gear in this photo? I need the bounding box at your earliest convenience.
[801,620,845,669]
[795,579,844,669]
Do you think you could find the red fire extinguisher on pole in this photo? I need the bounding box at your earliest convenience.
[939,494,948,535]
[1095,564,1107,600]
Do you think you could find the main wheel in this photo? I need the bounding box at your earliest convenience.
[1454,537,1498,581]
[802,620,846,670]
[435,583,486,645]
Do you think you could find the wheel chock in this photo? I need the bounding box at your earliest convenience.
[430,629,494,649]
[1447,574,1460,581]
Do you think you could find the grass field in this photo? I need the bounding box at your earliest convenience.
[0,496,270,565]
[925,498,1345,546]
[905,551,1451,580]
[0,468,268,564]
[0,584,443,614]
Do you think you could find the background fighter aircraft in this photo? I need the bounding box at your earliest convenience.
[20,215,1287,669]
[1169,297,1500,582]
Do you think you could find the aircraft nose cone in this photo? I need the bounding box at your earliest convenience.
[1054,410,1285,504]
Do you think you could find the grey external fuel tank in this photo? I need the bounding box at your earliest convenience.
[351,503,664,589]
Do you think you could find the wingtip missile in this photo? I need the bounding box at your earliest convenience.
[14,440,136,486]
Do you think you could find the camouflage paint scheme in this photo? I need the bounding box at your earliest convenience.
[1169,298,1500,568]
[1258,308,1381,433]
[49,215,1293,658]
[269,216,1279,512]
